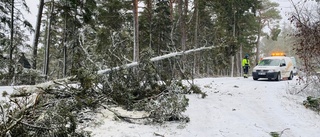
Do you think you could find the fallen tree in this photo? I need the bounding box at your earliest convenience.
[0,45,217,136]
[98,45,220,74]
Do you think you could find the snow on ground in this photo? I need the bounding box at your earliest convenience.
[84,76,320,137]
[0,86,16,101]
[1,76,319,137]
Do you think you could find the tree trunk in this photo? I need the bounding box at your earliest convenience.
[32,0,45,72]
[239,44,243,76]
[235,52,239,76]
[9,0,14,82]
[184,0,188,60]
[44,0,54,80]
[193,0,199,75]
[145,0,152,49]
[256,11,262,65]
[231,56,234,77]
[133,0,139,62]
[256,22,262,65]
[231,7,236,77]
[63,12,67,77]
[178,0,186,70]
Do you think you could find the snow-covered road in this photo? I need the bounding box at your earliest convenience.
[176,77,320,137]
[1,77,319,137]
[85,76,320,137]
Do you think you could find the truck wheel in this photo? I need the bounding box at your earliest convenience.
[288,72,293,80]
[275,72,281,81]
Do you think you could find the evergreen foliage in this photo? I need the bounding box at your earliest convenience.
[99,49,190,115]
[145,81,189,123]
[303,96,320,113]
[269,132,280,137]
[0,0,34,85]
[0,72,102,136]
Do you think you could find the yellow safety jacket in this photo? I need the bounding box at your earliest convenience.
[242,58,250,67]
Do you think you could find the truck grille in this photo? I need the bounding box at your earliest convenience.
[256,70,269,72]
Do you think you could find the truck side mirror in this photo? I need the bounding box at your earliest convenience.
[280,63,286,67]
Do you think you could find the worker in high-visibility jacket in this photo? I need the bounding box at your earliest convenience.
[242,54,250,78]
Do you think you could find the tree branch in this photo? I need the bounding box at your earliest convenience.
[101,105,149,124]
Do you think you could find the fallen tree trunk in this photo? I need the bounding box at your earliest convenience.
[97,45,220,75]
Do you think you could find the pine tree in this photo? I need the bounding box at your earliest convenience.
[0,0,33,85]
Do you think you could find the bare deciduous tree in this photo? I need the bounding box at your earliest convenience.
[289,0,320,76]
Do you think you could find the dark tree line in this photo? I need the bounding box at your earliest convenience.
[0,0,283,84]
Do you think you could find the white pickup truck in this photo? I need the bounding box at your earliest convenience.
[252,56,294,81]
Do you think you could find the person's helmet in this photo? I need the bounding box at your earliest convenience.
[245,54,249,58]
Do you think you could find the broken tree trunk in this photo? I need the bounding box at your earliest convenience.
[97,45,221,75]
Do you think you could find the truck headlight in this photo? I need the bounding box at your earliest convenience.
[253,69,257,72]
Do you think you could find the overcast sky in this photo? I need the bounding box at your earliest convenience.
[273,0,318,24]
[25,0,38,28]
[274,0,295,21]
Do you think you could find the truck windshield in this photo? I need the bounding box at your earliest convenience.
[258,59,280,66]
